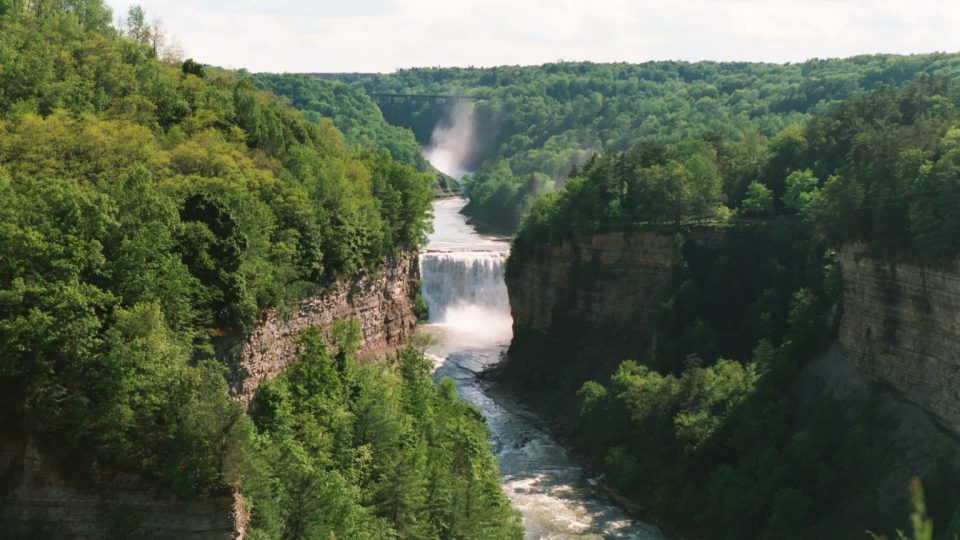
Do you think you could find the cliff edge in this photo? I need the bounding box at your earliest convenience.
[839,244,960,434]
[505,231,676,383]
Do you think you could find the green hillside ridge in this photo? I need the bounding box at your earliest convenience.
[250,73,461,193]
[0,2,519,537]
[503,76,960,539]
[317,56,960,232]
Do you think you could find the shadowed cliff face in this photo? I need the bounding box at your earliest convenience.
[505,231,676,385]
[839,244,960,434]
[0,439,244,540]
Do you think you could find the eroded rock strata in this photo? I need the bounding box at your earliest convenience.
[506,231,677,379]
[230,250,420,406]
[838,244,960,433]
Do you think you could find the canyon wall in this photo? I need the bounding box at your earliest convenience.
[838,244,960,433]
[230,249,420,405]
[505,231,677,380]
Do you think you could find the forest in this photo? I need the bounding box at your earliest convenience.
[250,73,429,172]
[314,56,960,232]
[503,77,960,538]
[0,2,520,537]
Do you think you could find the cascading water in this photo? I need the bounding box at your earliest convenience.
[420,251,508,316]
[420,250,512,343]
[419,197,665,539]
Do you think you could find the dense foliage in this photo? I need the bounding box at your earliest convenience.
[246,326,522,539]
[335,56,960,231]
[0,3,521,538]
[250,73,429,171]
[503,78,960,539]
[514,76,960,263]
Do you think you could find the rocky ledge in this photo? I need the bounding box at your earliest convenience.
[230,250,421,406]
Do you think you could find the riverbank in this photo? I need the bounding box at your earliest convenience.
[481,361,687,540]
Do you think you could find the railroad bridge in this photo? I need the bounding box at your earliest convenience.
[368,93,489,104]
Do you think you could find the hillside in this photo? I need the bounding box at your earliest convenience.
[319,56,960,231]
[501,76,960,539]
[0,3,520,538]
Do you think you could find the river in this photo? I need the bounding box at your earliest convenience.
[418,197,665,539]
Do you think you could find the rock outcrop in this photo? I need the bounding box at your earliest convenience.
[838,244,960,434]
[231,250,420,405]
[505,231,677,379]
[0,439,245,539]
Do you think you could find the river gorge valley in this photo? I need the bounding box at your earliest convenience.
[5,5,960,537]
[419,198,665,539]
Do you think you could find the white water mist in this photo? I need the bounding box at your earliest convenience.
[419,250,512,346]
[424,101,476,179]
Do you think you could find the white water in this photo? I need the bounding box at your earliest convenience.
[419,197,666,539]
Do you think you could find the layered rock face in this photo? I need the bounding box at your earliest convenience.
[231,250,420,405]
[0,440,245,539]
[838,244,960,433]
[506,231,676,378]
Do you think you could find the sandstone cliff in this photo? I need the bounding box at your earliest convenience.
[505,231,677,380]
[230,250,420,406]
[838,244,960,433]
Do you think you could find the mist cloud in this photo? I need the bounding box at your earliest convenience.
[424,101,476,180]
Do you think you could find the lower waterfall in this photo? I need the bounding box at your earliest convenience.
[418,197,665,539]
[420,249,512,344]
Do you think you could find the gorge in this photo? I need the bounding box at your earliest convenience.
[6,4,960,535]
[419,198,665,539]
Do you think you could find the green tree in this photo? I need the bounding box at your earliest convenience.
[742,181,773,217]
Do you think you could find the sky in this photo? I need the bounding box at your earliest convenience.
[105,0,960,73]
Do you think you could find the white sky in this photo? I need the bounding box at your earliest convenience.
[106,0,960,73]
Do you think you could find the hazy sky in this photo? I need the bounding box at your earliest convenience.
[105,0,960,73]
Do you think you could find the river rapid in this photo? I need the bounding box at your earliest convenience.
[418,197,665,539]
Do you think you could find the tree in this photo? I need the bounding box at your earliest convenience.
[742,181,773,218]
[125,5,150,47]
[783,169,820,214]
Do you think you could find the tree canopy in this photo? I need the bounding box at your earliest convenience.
[0,3,522,538]
[318,56,960,231]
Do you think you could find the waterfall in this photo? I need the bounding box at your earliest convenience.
[419,249,512,345]
[420,250,508,319]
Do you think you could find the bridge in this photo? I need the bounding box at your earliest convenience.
[368,93,490,104]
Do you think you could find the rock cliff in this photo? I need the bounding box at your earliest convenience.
[505,231,677,381]
[231,250,421,405]
[0,439,245,539]
[838,244,960,433]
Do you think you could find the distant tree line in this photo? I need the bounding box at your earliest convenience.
[331,56,960,232]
